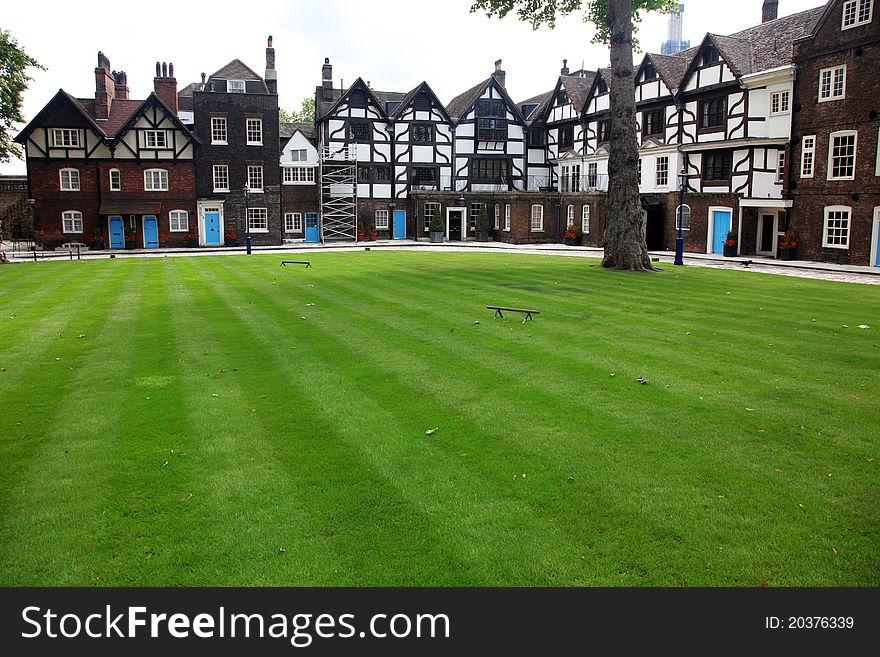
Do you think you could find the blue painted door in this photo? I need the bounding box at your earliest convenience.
[143,215,159,248]
[712,210,732,254]
[393,210,406,240]
[305,212,320,242]
[876,224,880,266]
[204,212,221,246]
[108,216,125,249]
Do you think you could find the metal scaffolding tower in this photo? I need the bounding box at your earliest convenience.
[320,145,358,242]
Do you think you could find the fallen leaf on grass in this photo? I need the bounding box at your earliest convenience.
[162,461,169,468]
[757,429,765,433]
[182,492,193,501]
[279,547,287,553]
[212,393,219,398]
[425,428,438,435]
[636,377,648,385]
[218,369,227,373]
[76,334,86,339]
[858,324,870,329]
[832,547,838,556]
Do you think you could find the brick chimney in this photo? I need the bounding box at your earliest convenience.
[762,0,778,22]
[265,36,277,94]
[492,59,506,89]
[153,61,178,114]
[113,71,129,100]
[94,51,115,120]
[322,58,333,92]
[561,59,570,76]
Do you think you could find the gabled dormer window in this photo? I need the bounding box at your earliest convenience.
[556,88,568,104]
[643,63,657,81]
[52,129,81,148]
[842,0,873,29]
[144,130,167,149]
[350,89,368,108]
[413,93,432,112]
[597,78,608,94]
[702,45,719,66]
[227,80,245,93]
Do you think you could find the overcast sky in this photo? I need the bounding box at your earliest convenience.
[3,0,824,174]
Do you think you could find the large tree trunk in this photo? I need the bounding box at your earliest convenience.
[601,0,657,271]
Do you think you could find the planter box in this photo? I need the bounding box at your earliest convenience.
[89,242,105,251]
[475,232,489,242]
[368,231,377,241]
[429,231,444,243]
[779,249,796,261]
[723,244,737,257]
[564,237,580,246]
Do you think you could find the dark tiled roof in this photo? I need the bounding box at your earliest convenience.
[76,97,143,138]
[560,74,594,111]
[726,6,824,73]
[519,90,552,121]
[280,122,316,140]
[710,34,753,77]
[648,54,690,90]
[446,78,490,118]
[207,59,269,93]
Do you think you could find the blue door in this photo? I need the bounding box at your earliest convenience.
[393,210,406,240]
[108,216,125,249]
[204,212,221,246]
[712,210,732,254]
[876,223,880,266]
[305,212,320,243]
[143,215,159,248]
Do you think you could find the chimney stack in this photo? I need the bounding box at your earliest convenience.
[492,59,506,89]
[762,0,778,23]
[94,51,115,120]
[265,35,277,94]
[322,58,333,92]
[153,61,178,114]
[113,71,129,100]
[561,59,570,76]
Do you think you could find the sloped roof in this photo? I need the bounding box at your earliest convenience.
[446,78,489,118]
[392,81,450,121]
[14,89,108,143]
[726,5,824,73]
[76,97,143,137]
[559,74,595,111]
[648,53,690,90]
[280,122,316,140]
[209,59,264,82]
[518,90,552,122]
[316,78,406,122]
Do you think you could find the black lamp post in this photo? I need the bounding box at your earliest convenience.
[675,166,686,266]
[244,183,252,255]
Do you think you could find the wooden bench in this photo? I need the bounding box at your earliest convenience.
[281,261,311,268]
[487,305,541,323]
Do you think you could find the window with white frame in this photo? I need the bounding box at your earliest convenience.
[776,150,786,183]
[770,90,791,115]
[818,66,846,102]
[246,118,263,145]
[375,209,389,229]
[656,156,669,187]
[823,206,851,248]
[424,202,440,231]
[289,148,308,161]
[582,205,590,234]
[169,210,189,232]
[284,212,302,233]
[144,130,168,148]
[59,168,80,191]
[247,207,268,232]
[675,204,691,230]
[52,129,81,148]
[144,169,168,191]
[494,204,500,230]
[470,203,483,231]
[842,0,873,28]
[876,126,880,176]
[801,135,816,178]
[211,117,227,144]
[530,204,543,231]
[587,162,598,188]
[62,210,83,233]
[227,80,246,93]
[504,204,511,231]
[213,165,229,192]
[828,131,857,180]
[282,167,316,184]
[637,159,642,186]
[567,204,575,227]
[109,169,121,191]
[247,165,264,192]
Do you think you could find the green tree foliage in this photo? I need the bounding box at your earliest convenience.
[280,97,316,124]
[0,30,44,163]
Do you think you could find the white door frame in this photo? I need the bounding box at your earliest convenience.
[446,208,465,240]
[756,211,779,256]
[870,207,880,268]
[198,201,225,246]
[706,206,734,254]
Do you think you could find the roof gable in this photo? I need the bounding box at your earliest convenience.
[209,59,264,82]
[322,77,404,121]
[637,53,689,92]
[14,90,107,143]
[446,77,525,122]
[112,93,201,144]
[393,82,450,122]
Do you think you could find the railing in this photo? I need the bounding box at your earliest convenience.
[559,175,608,193]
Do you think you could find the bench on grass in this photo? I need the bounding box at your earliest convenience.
[281,261,311,268]
[487,305,541,323]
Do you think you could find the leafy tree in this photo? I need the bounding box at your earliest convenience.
[471,0,675,271]
[280,97,316,124]
[0,30,44,163]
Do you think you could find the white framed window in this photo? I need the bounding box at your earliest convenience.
[169,210,189,232]
[52,129,81,148]
[504,204,511,231]
[818,65,846,102]
[842,0,873,29]
[828,131,857,180]
[109,169,121,191]
[144,130,168,149]
[567,204,575,227]
[424,202,440,232]
[469,203,483,231]
[289,148,308,161]
[211,117,227,144]
[776,150,786,183]
[675,204,691,231]
[144,169,169,191]
[213,165,229,192]
[62,210,83,233]
[587,162,598,188]
[770,90,791,115]
[59,168,80,191]
[228,80,246,94]
[247,207,268,232]
[282,167,316,184]
[530,204,543,232]
[582,205,590,234]
[494,204,500,230]
[800,135,816,178]
[246,118,263,145]
[375,209,389,229]
[247,165,264,192]
[655,156,669,187]
[284,212,302,233]
[637,159,642,186]
[823,206,851,248]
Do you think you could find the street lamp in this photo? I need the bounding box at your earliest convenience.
[243,183,252,255]
[675,166,687,266]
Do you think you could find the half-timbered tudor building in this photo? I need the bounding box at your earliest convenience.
[15,53,198,249]
[279,122,319,242]
[787,0,880,266]
[190,39,281,246]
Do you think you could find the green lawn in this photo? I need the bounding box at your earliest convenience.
[0,251,877,586]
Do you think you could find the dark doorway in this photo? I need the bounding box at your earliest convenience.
[645,205,665,251]
[448,209,464,241]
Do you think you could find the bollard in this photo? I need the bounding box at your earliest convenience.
[77,245,81,260]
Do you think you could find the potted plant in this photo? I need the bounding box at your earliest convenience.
[778,230,797,260]
[368,222,377,241]
[185,232,200,248]
[357,223,366,241]
[564,224,582,246]
[428,212,445,243]
[723,231,737,257]
[475,205,491,242]
[89,227,105,250]
[225,228,239,247]
[124,225,137,250]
